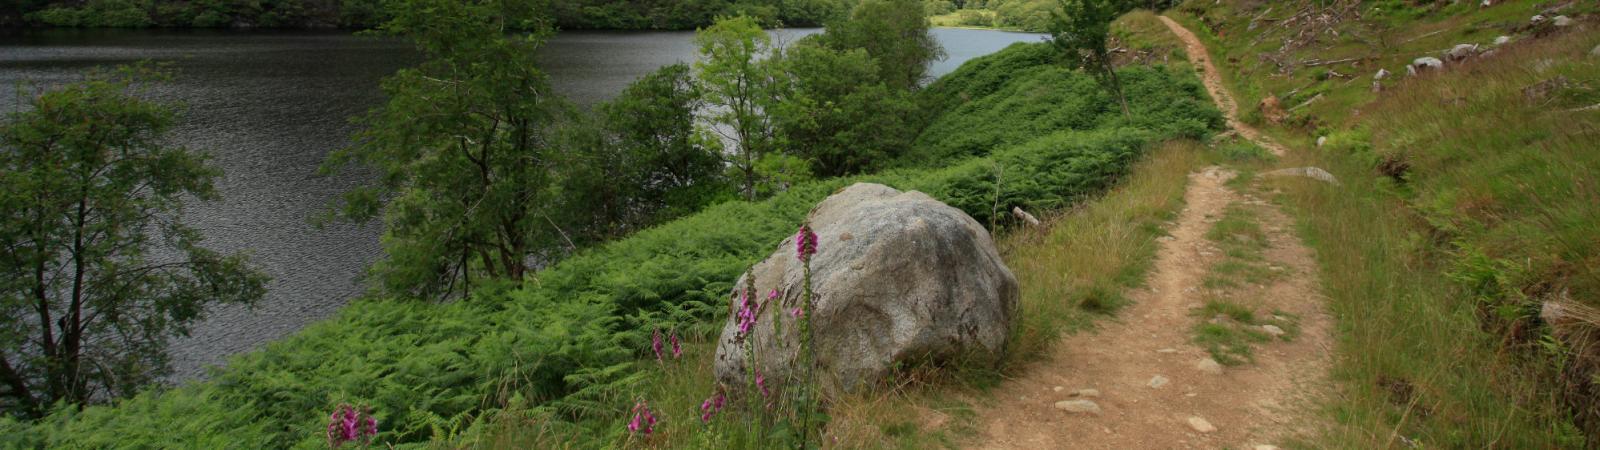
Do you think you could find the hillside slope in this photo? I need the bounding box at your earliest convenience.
[1168,0,1599,446]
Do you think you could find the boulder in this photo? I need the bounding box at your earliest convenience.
[1591,44,1600,58]
[713,183,1019,393]
[1445,44,1478,62]
[1553,15,1573,27]
[1493,35,1512,46]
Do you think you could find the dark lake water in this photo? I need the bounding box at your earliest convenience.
[0,27,1045,382]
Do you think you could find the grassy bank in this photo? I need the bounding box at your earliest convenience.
[1170,0,1599,446]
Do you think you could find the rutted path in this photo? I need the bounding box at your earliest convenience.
[1157,15,1289,157]
[966,17,1332,450]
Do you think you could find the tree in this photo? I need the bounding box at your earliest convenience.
[770,38,919,176]
[0,66,267,417]
[559,63,729,240]
[320,0,566,299]
[694,15,778,201]
[821,0,945,91]
[1049,0,1130,117]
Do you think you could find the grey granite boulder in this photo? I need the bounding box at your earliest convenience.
[713,183,1019,393]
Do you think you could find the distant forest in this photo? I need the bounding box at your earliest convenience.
[4,0,851,29]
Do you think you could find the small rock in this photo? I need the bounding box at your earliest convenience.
[1157,236,1175,242]
[1053,386,1065,392]
[1445,43,1478,62]
[1261,167,1340,185]
[1195,358,1224,375]
[1157,348,1178,354]
[1408,56,1444,76]
[1073,388,1101,397]
[1187,416,1217,433]
[1316,136,1327,147]
[1262,324,1287,337]
[1590,45,1600,58]
[1054,399,1102,415]
[1373,68,1390,80]
[1148,375,1170,389]
[1493,35,1511,46]
[1553,15,1572,27]
[1530,14,1547,26]
[1255,445,1282,450]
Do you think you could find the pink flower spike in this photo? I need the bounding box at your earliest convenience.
[768,289,779,300]
[651,329,664,361]
[670,333,682,359]
[795,224,818,262]
[791,307,803,318]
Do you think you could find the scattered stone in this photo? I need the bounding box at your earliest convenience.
[1148,375,1170,389]
[1407,56,1444,76]
[1255,445,1282,450]
[1195,358,1224,375]
[1053,386,1065,392]
[1157,348,1178,354]
[1592,45,1600,58]
[1553,15,1573,27]
[1054,399,1102,415]
[1187,416,1217,433]
[1316,136,1327,147]
[1530,14,1547,26]
[1373,68,1391,80]
[1011,206,1040,226]
[1494,35,1511,46]
[1262,324,1287,337]
[714,183,1020,393]
[1261,167,1341,185]
[1072,388,1101,398]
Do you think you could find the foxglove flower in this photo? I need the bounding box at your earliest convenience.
[628,401,657,435]
[791,307,803,318]
[755,371,770,398]
[652,329,664,361]
[795,225,818,262]
[698,391,726,423]
[325,404,377,448]
[670,333,682,359]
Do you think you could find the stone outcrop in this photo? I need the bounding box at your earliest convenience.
[713,183,1020,393]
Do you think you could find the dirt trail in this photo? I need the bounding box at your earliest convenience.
[965,18,1332,450]
[1157,15,1288,157]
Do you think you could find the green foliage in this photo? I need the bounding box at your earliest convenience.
[1050,0,1132,116]
[820,0,946,91]
[28,0,152,27]
[0,65,267,417]
[694,15,778,201]
[908,42,1221,166]
[769,39,920,177]
[564,63,731,240]
[321,0,563,298]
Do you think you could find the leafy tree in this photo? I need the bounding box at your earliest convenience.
[0,66,267,418]
[770,39,919,176]
[1049,0,1130,117]
[694,15,778,201]
[559,63,729,240]
[320,0,566,299]
[821,0,945,91]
